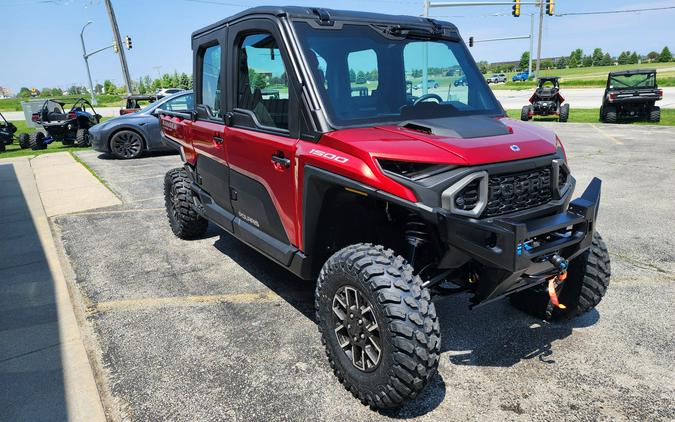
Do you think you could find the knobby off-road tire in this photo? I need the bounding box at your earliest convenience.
[649,106,661,123]
[30,132,46,150]
[75,128,90,147]
[18,133,30,149]
[604,106,617,124]
[510,232,610,321]
[316,244,441,411]
[0,142,5,152]
[521,105,531,121]
[559,103,570,122]
[164,168,208,239]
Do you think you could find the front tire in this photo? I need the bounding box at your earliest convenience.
[510,232,610,321]
[520,105,530,121]
[75,128,90,147]
[316,244,440,410]
[18,133,30,149]
[164,168,208,239]
[110,130,144,159]
[559,103,570,122]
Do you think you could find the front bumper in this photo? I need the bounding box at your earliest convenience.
[439,177,601,304]
[89,128,108,153]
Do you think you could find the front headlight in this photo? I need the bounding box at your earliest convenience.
[378,159,455,181]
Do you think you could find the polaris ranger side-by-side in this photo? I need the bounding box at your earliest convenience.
[600,68,662,123]
[159,7,610,411]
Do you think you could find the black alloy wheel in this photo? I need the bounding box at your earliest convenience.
[110,130,143,159]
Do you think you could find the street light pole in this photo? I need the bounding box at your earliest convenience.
[535,0,544,76]
[80,21,97,105]
[528,12,534,75]
[103,0,133,95]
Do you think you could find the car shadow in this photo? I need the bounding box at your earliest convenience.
[208,228,599,418]
[95,150,178,161]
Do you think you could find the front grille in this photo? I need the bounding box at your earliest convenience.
[483,167,553,217]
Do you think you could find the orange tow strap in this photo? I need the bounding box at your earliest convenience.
[547,271,567,309]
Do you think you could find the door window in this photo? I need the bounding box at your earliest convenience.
[236,33,290,129]
[159,93,194,112]
[201,45,221,118]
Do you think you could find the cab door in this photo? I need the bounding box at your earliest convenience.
[224,19,300,264]
[190,27,235,231]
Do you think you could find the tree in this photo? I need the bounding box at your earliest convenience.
[601,53,612,66]
[582,55,593,67]
[179,72,191,90]
[628,52,639,64]
[161,73,173,88]
[138,79,147,94]
[94,83,103,94]
[646,51,659,62]
[592,48,604,66]
[476,61,490,74]
[518,51,530,71]
[541,59,554,70]
[18,87,31,98]
[556,56,567,69]
[659,46,672,62]
[103,80,116,94]
[617,51,629,65]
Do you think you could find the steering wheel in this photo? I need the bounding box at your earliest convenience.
[413,93,443,106]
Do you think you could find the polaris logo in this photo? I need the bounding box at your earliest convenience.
[162,119,177,130]
[309,149,349,163]
[510,145,520,152]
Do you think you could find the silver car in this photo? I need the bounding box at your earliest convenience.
[90,91,193,159]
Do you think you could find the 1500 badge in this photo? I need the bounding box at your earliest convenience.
[309,149,349,163]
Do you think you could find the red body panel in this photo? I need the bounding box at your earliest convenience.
[162,114,558,252]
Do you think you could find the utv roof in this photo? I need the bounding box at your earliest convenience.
[538,76,560,81]
[192,6,457,38]
[125,94,157,100]
[608,68,656,76]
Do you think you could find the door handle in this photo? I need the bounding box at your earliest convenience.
[271,153,291,170]
[213,135,223,144]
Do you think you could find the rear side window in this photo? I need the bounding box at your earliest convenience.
[201,45,221,118]
[236,33,290,129]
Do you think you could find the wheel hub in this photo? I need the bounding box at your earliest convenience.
[332,286,381,372]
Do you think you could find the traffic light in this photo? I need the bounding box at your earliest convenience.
[545,0,554,16]
[124,35,132,50]
[469,36,474,47]
[512,0,521,17]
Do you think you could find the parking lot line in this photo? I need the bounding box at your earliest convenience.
[93,291,281,313]
[590,124,623,145]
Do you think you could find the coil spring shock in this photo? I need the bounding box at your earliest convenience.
[405,214,431,268]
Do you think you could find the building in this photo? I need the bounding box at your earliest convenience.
[0,86,12,98]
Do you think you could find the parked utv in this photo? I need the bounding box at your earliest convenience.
[600,69,662,123]
[521,77,569,122]
[160,7,610,411]
[120,94,157,115]
[29,98,101,150]
[0,112,30,152]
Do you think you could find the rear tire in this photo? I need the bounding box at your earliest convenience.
[509,232,610,321]
[520,105,530,121]
[559,103,570,122]
[649,106,660,123]
[75,129,90,147]
[316,244,440,410]
[30,132,46,150]
[164,168,208,239]
[18,133,30,149]
[604,106,617,124]
[0,142,5,153]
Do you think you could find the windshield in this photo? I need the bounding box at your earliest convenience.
[609,73,656,89]
[293,22,502,127]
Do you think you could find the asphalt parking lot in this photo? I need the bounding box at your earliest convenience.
[56,123,674,421]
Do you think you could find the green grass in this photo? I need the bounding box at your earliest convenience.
[505,108,675,126]
[0,117,111,159]
[69,150,116,195]
[0,95,124,112]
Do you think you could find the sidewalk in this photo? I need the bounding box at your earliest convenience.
[0,153,117,421]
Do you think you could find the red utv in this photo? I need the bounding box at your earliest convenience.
[159,7,609,411]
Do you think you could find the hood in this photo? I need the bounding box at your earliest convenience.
[322,117,557,166]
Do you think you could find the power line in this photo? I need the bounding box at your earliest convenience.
[555,5,675,16]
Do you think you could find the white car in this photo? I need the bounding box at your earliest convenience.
[486,73,507,84]
[156,88,185,99]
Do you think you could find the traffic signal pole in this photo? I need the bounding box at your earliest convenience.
[103,0,133,95]
[535,0,544,76]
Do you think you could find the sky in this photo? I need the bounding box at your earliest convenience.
[0,0,673,94]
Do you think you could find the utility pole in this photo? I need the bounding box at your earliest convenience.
[80,21,97,105]
[528,12,534,75]
[535,0,544,76]
[103,0,133,95]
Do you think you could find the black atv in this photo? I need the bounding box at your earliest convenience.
[600,69,662,123]
[521,77,569,122]
[29,98,101,150]
[0,112,30,152]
